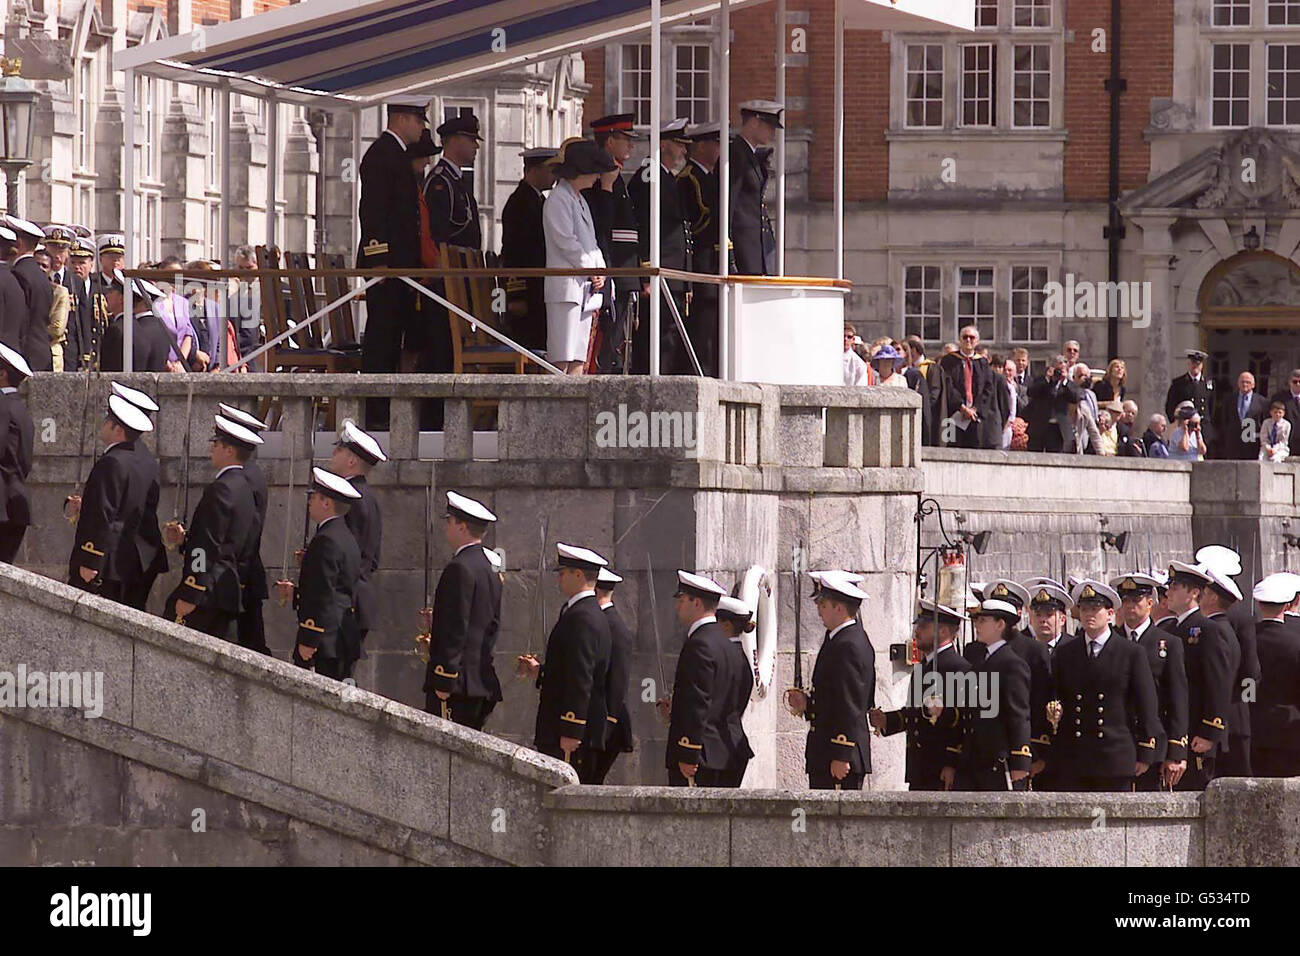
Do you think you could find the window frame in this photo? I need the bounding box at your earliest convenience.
[955,264,999,344]
[902,263,945,343]
[1009,264,1051,344]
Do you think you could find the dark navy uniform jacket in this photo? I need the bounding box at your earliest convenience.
[803,620,874,777]
[666,618,753,772]
[424,543,503,703]
[534,593,611,755]
[294,514,361,660]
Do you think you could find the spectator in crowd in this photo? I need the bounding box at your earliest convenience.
[184,259,243,371]
[1072,363,1099,423]
[903,336,938,446]
[1093,358,1127,403]
[1025,354,1083,453]
[1218,370,1268,460]
[1267,367,1300,440]
[33,249,68,372]
[1063,339,1081,370]
[1116,399,1145,457]
[871,343,907,388]
[1143,414,1171,459]
[230,245,262,362]
[937,325,998,448]
[1167,402,1207,461]
[1010,347,1031,409]
[1095,404,1120,456]
[1260,400,1291,462]
[1165,349,1216,451]
[941,342,958,356]
[997,356,1021,450]
[843,322,869,386]
[1066,394,1102,454]
[153,258,203,372]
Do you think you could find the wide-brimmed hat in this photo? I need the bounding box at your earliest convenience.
[554,138,617,177]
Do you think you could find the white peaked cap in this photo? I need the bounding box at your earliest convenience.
[675,569,726,598]
[0,341,32,379]
[5,216,44,240]
[716,595,754,621]
[557,543,608,570]
[446,490,496,523]
[596,568,623,586]
[310,466,361,500]
[816,570,869,604]
[213,414,264,447]
[218,402,268,432]
[484,547,503,570]
[111,382,159,413]
[107,394,153,433]
[1253,573,1300,603]
[1204,567,1243,603]
[1196,545,1241,577]
[337,419,386,463]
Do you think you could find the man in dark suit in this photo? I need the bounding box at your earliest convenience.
[358,97,426,428]
[1217,371,1268,459]
[0,343,34,563]
[962,595,1033,791]
[1050,580,1162,792]
[589,568,635,784]
[1165,349,1216,452]
[1164,562,1234,790]
[0,225,27,352]
[678,122,725,377]
[1111,573,1188,791]
[1267,366,1300,442]
[1250,574,1300,777]
[423,491,503,731]
[520,544,613,780]
[1025,354,1085,452]
[870,600,970,791]
[628,117,692,374]
[325,420,386,679]
[62,239,96,372]
[585,113,644,373]
[108,383,167,612]
[663,570,753,787]
[786,571,873,790]
[98,274,171,373]
[3,216,53,372]
[729,100,782,276]
[1198,564,1256,777]
[165,416,262,643]
[68,395,158,604]
[214,403,271,654]
[276,468,361,681]
[499,147,557,352]
[937,326,999,449]
[1115,400,1146,457]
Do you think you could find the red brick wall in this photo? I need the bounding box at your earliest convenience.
[130,0,291,28]
[583,46,605,128]
[1063,0,1173,201]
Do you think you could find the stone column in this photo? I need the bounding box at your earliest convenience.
[282,111,319,255]
[161,97,205,257]
[1135,214,1177,417]
[225,105,266,257]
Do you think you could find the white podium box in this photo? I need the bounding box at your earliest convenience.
[722,278,849,386]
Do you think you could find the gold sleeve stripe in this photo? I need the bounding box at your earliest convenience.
[830,733,855,747]
[1202,718,1225,730]
[433,665,458,679]
[299,618,325,634]
[182,575,207,592]
[80,541,105,557]
[676,736,703,750]
[560,711,586,726]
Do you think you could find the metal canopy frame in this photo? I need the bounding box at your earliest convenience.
[116,0,972,372]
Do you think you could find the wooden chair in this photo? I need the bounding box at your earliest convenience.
[438,243,526,375]
[322,252,363,353]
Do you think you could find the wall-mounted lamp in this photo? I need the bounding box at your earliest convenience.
[1098,515,1129,554]
[1244,225,1261,252]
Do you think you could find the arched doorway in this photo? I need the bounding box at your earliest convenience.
[1200,251,1300,397]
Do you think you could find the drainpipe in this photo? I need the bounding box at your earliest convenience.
[1103,0,1125,362]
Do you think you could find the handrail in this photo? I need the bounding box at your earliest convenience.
[123,266,854,286]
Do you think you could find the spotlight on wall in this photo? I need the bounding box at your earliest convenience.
[956,529,992,555]
[1283,532,1300,551]
[1101,531,1130,554]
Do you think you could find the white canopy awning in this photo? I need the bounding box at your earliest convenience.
[115,0,973,107]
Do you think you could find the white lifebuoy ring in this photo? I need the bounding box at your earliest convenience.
[738,565,777,698]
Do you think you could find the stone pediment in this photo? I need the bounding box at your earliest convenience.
[1119,128,1300,214]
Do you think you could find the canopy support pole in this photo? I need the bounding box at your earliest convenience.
[266,93,279,248]
[833,0,844,281]
[123,68,135,373]
[218,80,232,369]
[351,108,363,258]
[718,0,730,379]
[776,0,786,277]
[649,0,662,376]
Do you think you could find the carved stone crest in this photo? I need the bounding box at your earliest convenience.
[1195,128,1300,209]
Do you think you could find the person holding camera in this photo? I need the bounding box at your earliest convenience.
[1025,353,1084,452]
[1168,401,1207,461]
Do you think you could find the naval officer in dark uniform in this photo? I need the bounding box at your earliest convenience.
[98,272,171,373]
[216,403,271,654]
[1111,572,1189,791]
[423,491,503,730]
[164,416,262,641]
[63,239,96,372]
[729,100,782,277]
[357,97,426,429]
[786,571,873,790]
[1164,349,1216,450]
[663,570,753,787]
[327,421,386,679]
[276,468,362,680]
[1250,573,1300,777]
[962,593,1034,791]
[1049,580,1162,791]
[1164,561,1234,790]
[500,147,557,352]
[0,342,34,564]
[518,544,612,778]
[628,117,692,374]
[3,216,53,372]
[589,567,634,784]
[108,383,168,611]
[68,395,157,603]
[677,121,726,377]
[586,114,644,372]
[870,600,971,791]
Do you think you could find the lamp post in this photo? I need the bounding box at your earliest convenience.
[0,57,38,216]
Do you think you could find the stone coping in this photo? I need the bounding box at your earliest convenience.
[0,562,576,792]
[922,447,1198,473]
[544,786,1204,819]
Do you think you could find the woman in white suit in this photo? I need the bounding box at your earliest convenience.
[543,138,616,374]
